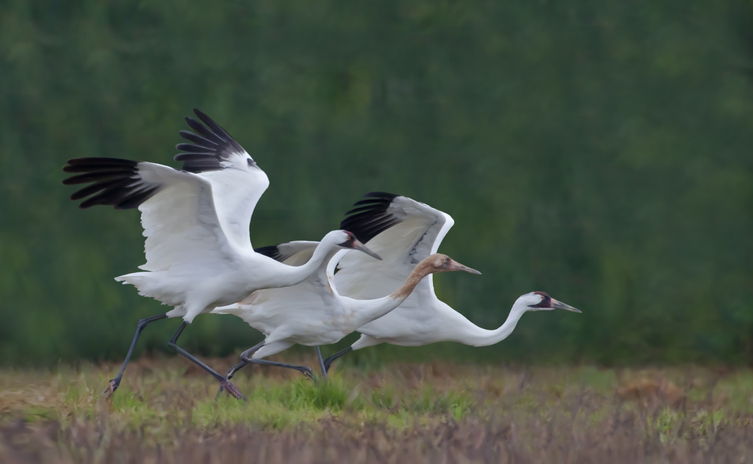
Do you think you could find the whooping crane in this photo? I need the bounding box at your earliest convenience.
[62,110,381,399]
[320,193,581,371]
[212,251,480,384]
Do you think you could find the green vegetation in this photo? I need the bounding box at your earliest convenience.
[1,359,753,462]
[1,1,753,365]
[0,356,482,432]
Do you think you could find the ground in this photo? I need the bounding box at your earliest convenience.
[1,353,752,463]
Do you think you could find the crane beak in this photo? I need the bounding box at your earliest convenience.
[351,240,382,261]
[552,299,581,313]
[447,259,482,275]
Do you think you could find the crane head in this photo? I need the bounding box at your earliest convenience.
[520,291,581,313]
[337,230,382,261]
[426,253,481,275]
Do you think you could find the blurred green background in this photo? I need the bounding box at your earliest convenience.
[1,0,752,366]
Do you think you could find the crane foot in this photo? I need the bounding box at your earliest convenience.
[219,379,247,401]
[102,378,119,398]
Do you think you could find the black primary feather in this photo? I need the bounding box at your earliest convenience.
[62,158,160,210]
[174,108,254,173]
[253,245,284,262]
[340,192,402,244]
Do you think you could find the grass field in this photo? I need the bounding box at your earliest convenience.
[1,353,752,463]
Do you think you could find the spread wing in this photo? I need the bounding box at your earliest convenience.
[213,240,324,332]
[175,109,270,251]
[63,158,236,272]
[254,241,320,266]
[332,192,454,298]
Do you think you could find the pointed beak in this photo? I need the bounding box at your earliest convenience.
[352,239,382,261]
[552,299,581,313]
[447,259,482,275]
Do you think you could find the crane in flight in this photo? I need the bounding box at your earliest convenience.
[62,110,380,399]
[319,193,581,371]
[212,250,480,387]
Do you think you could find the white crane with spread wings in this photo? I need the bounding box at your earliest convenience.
[62,110,379,398]
[322,193,580,370]
[212,247,479,384]
[256,193,580,372]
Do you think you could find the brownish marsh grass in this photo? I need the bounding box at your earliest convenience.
[1,354,752,463]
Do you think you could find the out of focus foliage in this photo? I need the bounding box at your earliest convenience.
[1,0,752,365]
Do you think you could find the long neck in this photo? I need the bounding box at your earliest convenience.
[262,240,338,288]
[450,303,528,347]
[346,261,434,328]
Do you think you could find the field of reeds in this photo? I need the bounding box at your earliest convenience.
[1,353,752,463]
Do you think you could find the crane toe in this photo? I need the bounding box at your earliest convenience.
[102,378,119,398]
[220,379,247,401]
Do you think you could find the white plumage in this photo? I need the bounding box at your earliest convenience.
[316,193,580,370]
[62,109,377,396]
[64,111,368,323]
[212,247,479,379]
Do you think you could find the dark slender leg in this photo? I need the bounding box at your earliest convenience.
[322,346,353,373]
[214,359,249,401]
[225,359,251,381]
[214,341,316,399]
[103,313,168,396]
[315,346,328,381]
[215,342,264,400]
[168,322,247,400]
[240,343,314,380]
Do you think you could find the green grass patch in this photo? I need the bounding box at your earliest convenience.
[2,359,753,461]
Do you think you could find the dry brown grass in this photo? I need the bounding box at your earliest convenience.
[1,356,752,463]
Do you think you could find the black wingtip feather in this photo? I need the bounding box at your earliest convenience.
[114,186,160,210]
[69,177,133,200]
[62,169,136,185]
[62,157,160,210]
[114,186,159,210]
[175,109,250,173]
[175,143,214,154]
[364,191,399,199]
[179,130,218,147]
[65,157,138,167]
[339,192,402,243]
[253,245,283,262]
[193,109,231,140]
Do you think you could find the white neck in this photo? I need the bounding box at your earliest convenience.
[259,239,340,289]
[450,302,529,347]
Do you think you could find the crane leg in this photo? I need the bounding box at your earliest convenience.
[103,313,168,397]
[315,346,328,381]
[167,322,247,401]
[322,347,353,373]
[240,342,315,381]
[214,342,264,400]
[215,341,316,399]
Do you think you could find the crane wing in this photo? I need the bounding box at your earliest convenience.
[63,158,236,272]
[254,241,320,266]
[332,192,454,298]
[175,109,270,251]
[215,241,327,336]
